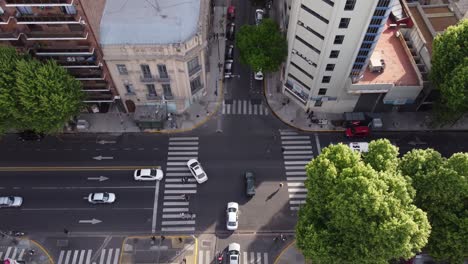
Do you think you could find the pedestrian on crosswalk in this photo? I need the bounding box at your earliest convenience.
[183,194,190,201]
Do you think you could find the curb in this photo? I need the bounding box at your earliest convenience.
[273,240,297,264]
[30,239,55,264]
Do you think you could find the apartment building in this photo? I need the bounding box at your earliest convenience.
[99,0,209,126]
[0,0,119,114]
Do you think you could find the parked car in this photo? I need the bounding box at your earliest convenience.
[245,171,256,197]
[226,22,236,41]
[345,126,370,138]
[226,202,239,230]
[227,5,236,20]
[0,196,23,208]
[187,159,208,184]
[349,142,369,153]
[224,60,234,79]
[134,168,163,181]
[17,130,44,142]
[228,243,241,264]
[88,192,116,204]
[255,9,264,25]
[225,44,234,60]
[254,70,263,80]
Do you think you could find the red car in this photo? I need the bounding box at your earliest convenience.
[228,5,235,20]
[345,126,370,138]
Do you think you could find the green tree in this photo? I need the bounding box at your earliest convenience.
[13,59,84,133]
[430,19,468,123]
[296,144,430,264]
[363,138,400,173]
[0,46,21,133]
[400,150,468,263]
[236,18,287,73]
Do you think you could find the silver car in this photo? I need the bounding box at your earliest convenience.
[88,192,116,204]
[0,196,23,208]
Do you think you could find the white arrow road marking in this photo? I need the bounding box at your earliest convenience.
[87,176,109,182]
[151,180,160,233]
[78,218,102,224]
[92,156,114,160]
[97,140,117,145]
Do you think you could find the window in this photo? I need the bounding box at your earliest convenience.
[295,36,321,54]
[352,64,364,70]
[146,84,157,96]
[300,4,329,24]
[322,76,331,83]
[124,83,134,94]
[325,64,335,71]
[344,0,356,10]
[339,18,350,28]
[334,35,344,44]
[367,27,379,34]
[314,100,323,107]
[188,57,200,75]
[288,73,311,90]
[290,61,314,79]
[163,84,173,99]
[322,0,334,7]
[361,43,372,49]
[358,50,370,56]
[141,64,152,78]
[318,88,327,95]
[116,64,128,75]
[330,50,340,58]
[364,35,376,42]
[17,6,33,15]
[190,76,203,93]
[377,0,391,7]
[157,64,168,79]
[297,20,325,40]
[373,9,386,17]
[355,57,366,63]
[292,49,318,67]
[370,18,383,25]
[61,5,77,15]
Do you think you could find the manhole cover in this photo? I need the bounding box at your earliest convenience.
[201,240,211,248]
[57,240,68,247]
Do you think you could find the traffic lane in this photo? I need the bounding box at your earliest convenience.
[217,116,287,138]
[0,208,153,233]
[0,170,159,189]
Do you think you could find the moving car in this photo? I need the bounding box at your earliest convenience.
[134,168,163,181]
[0,196,23,208]
[226,22,236,41]
[245,171,256,197]
[254,70,263,80]
[349,142,369,153]
[224,60,234,79]
[255,9,264,25]
[345,126,370,138]
[227,5,235,20]
[228,243,241,264]
[226,202,239,230]
[88,192,116,204]
[187,159,208,184]
[225,44,234,60]
[17,130,44,142]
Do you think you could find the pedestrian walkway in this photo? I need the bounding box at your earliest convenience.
[56,248,120,264]
[0,246,26,261]
[279,129,313,211]
[161,137,199,232]
[198,250,269,264]
[222,100,269,116]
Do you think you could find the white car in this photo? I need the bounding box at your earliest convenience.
[228,243,241,264]
[254,70,263,80]
[88,192,116,204]
[226,202,239,230]
[134,168,163,181]
[255,9,264,25]
[187,159,208,184]
[0,196,23,208]
[349,142,369,153]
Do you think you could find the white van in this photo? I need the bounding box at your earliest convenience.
[349,142,369,153]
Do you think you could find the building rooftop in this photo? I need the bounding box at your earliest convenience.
[358,21,420,87]
[100,0,200,45]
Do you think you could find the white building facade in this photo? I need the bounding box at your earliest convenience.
[282,0,394,113]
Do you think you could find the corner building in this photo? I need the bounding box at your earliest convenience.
[282,0,395,113]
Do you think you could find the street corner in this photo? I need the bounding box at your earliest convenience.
[120,235,196,264]
[0,235,53,264]
[273,240,305,264]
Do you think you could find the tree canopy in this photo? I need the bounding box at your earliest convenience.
[296,143,430,264]
[0,46,84,134]
[429,19,468,123]
[400,150,468,263]
[236,18,287,73]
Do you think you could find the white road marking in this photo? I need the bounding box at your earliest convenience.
[287,177,307,181]
[162,208,189,212]
[167,151,198,155]
[281,135,309,140]
[283,150,313,155]
[151,180,160,233]
[290,200,306,205]
[166,167,188,171]
[283,145,312,150]
[163,201,189,206]
[166,172,192,176]
[315,133,322,154]
[4,247,12,259]
[253,105,258,115]
[113,249,120,264]
[248,103,252,114]
[168,146,198,151]
[284,161,309,165]
[167,157,197,161]
[18,249,25,260]
[86,250,92,264]
[65,250,72,264]
[164,184,197,188]
[162,213,194,219]
[161,220,195,225]
[169,142,199,145]
[288,188,307,193]
[279,131,298,135]
[281,140,311,144]
[285,166,306,170]
[237,100,242,114]
[243,100,247,114]
[285,171,306,176]
[283,155,313,160]
[106,249,113,264]
[226,103,231,114]
[78,250,85,264]
[289,193,307,198]
[57,250,65,264]
[164,189,197,194]
[163,195,185,200]
[290,206,300,210]
[165,178,196,183]
[243,252,248,264]
[166,162,187,166]
[11,248,17,259]
[72,250,79,264]
[99,249,105,264]
[170,137,199,141]
[264,106,269,115]
[161,227,195,232]
[264,253,268,264]
[288,182,305,187]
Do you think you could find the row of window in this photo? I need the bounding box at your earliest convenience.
[297,20,324,40]
[290,61,314,80]
[321,0,357,11]
[116,57,200,78]
[301,4,329,24]
[292,49,317,67]
[295,35,321,54]
[123,75,203,97]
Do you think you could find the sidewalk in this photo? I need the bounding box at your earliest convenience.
[0,235,53,264]
[264,73,468,132]
[274,240,305,264]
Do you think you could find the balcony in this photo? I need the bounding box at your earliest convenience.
[146,94,162,101]
[140,74,156,83]
[34,47,94,56]
[188,64,202,76]
[157,75,171,83]
[16,14,82,24]
[83,91,114,103]
[37,55,101,68]
[75,73,105,81]
[5,0,74,7]
[81,80,108,91]
[0,31,21,40]
[25,31,88,40]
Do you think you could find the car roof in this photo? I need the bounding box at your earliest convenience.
[140,169,153,175]
[93,193,104,199]
[228,212,237,222]
[228,243,240,251]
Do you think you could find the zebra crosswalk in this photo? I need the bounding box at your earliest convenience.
[198,250,269,264]
[0,247,26,261]
[280,129,314,211]
[161,136,199,232]
[56,248,120,264]
[222,100,269,115]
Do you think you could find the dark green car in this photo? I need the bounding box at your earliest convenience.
[245,171,256,197]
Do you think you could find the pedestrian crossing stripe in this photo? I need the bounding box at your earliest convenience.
[222,100,269,115]
[56,248,120,264]
[197,250,269,264]
[0,247,25,261]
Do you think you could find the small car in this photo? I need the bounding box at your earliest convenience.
[245,171,256,197]
[226,22,236,41]
[88,192,116,204]
[254,70,263,80]
[0,196,23,208]
[228,243,241,264]
[18,130,44,142]
[227,5,236,20]
[224,60,234,79]
[226,202,239,230]
[255,9,264,25]
[187,159,208,184]
[349,142,369,153]
[345,126,370,138]
[225,44,234,60]
[134,168,163,181]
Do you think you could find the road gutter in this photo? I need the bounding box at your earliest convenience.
[152,180,160,233]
